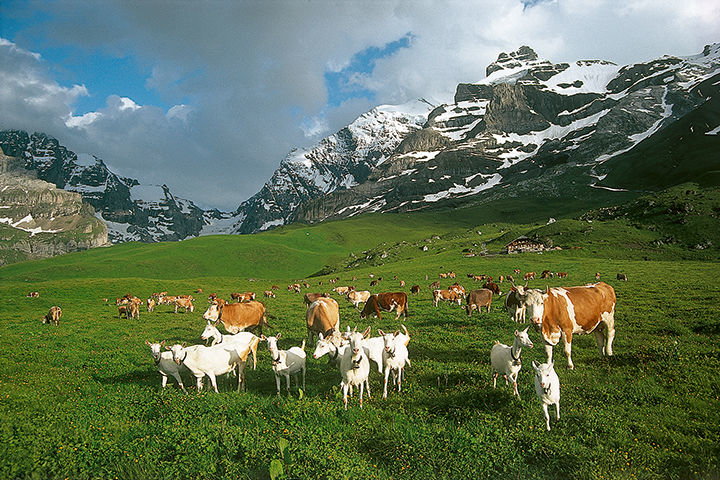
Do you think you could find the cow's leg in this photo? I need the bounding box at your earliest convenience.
[542,404,551,431]
[544,341,554,364]
[593,328,606,356]
[604,310,616,356]
[562,330,574,370]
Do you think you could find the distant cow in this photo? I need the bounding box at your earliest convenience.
[483,282,501,295]
[429,281,441,289]
[174,297,194,314]
[347,290,371,309]
[332,286,353,295]
[360,292,408,320]
[524,272,536,281]
[147,298,156,312]
[540,270,553,279]
[306,297,340,343]
[304,292,329,306]
[616,273,628,281]
[518,282,616,369]
[370,280,378,287]
[263,290,276,298]
[466,289,492,316]
[595,272,601,280]
[203,300,269,334]
[556,272,568,278]
[26,291,40,298]
[449,283,466,297]
[505,286,526,323]
[42,306,62,326]
[433,289,461,307]
[410,285,421,295]
[231,292,255,302]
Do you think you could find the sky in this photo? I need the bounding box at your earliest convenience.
[0,0,718,211]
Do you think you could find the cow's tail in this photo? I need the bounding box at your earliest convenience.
[262,314,271,329]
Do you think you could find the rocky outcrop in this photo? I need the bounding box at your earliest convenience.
[0,147,107,264]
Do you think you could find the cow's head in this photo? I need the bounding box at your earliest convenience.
[202,302,222,322]
[519,288,547,325]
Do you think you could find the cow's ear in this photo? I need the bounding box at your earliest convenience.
[542,293,549,300]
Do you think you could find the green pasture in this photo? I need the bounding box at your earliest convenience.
[1,217,718,479]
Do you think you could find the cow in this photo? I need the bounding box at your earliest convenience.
[303,292,329,306]
[449,283,466,297]
[524,272,536,281]
[147,298,156,312]
[429,280,441,290]
[517,282,616,369]
[466,289,492,316]
[26,291,40,298]
[42,306,62,325]
[399,280,406,288]
[264,290,276,298]
[497,275,505,283]
[360,292,409,320]
[433,289,462,307]
[203,300,269,335]
[306,297,340,343]
[616,273,628,281]
[231,292,255,302]
[556,272,568,279]
[271,285,280,290]
[174,297,194,314]
[513,268,521,275]
[505,286,526,323]
[370,280,378,287]
[347,290,371,309]
[540,270,553,279]
[410,285,421,295]
[126,301,140,319]
[595,272,601,280]
[332,286,353,295]
[483,282,501,295]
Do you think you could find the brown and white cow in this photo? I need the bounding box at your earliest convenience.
[466,289,492,316]
[483,282,501,296]
[303,292,329,306]
[231,292,255,302]
[556,272,568,278]
[306,297,340,343]
[42,306,62,325]
[203,300,268,335]
[174,297,194,313]
[505,286,526,323]
[332,286,353,295]
[410,285,421,295]
[347,290,371,309]
[263,290,276,298]
[518,282,616,369]
[449,283,466,297]
[360,292,408,320]
[524,272,536,281]
[27,291,40,298]
[147,298,156,312]
[433,289,462,307]
[616,273,628,281]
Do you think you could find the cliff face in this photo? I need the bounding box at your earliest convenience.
[0,148,107,265]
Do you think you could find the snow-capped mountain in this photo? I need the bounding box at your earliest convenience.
[285,44,720,223]
[219,100,435,233]
[0,131,206,242]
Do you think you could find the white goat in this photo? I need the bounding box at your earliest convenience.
[340,327,371,409]
[312,332,349,367]
[145,340,187,392]
[169,336,258,393]
[378,328,411,399]
[342,326,384,374]
[532,360,560,431]
[490,327,534,399]
[200,322,260,367]
[262,334,306,395]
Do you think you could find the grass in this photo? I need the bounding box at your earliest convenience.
[1,189,719,479]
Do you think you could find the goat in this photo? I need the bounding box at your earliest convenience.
[532,361,560,430]
[312,331,348,367]
[145,340,187,392]
[340,327,371,409]
[169,337,258,393]
[490,327,534,399]
[378,327,411,399]
[342,326,384,374]
[262,333,306,395]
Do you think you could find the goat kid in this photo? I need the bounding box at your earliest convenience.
[378,328,411,399]
[490,327,534,399]
[262,333,306,395]
[533,360,560,431]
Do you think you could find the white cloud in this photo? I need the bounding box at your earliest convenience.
[0,0,718,210]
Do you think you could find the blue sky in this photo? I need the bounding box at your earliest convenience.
[0,0,717,209]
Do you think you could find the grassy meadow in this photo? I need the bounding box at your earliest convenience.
[1,191,719,480]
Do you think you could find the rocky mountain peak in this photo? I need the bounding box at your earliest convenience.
[486,45,542,76]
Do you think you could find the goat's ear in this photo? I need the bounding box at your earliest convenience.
[276,332,282,340]
[514,330,520,336]
[532,360,539,370]
[144,340,151,346]
[548,361,554,369]
[522,327,529,334]
[160,340,166,347]
[260,335,267,341]
[393,330,400,337]
[165,345,172,350]
[318,333,324,340]
[362,326,371,338]
[378,329,385,336]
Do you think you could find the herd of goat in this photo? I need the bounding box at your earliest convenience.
[31,268,626,430]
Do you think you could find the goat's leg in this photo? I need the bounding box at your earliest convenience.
[383,367,390,399]
[542,404,551,431]
[365,378,371,399]
[285,374,291,394]
[397,367,402,393]
[275,374,281,395]
[171,372,186,392]
[492,371,498,388]
[207,373,219,393]
[196,375,204,392]
[302,367,306,392]
[342,383,349,410]
[555,401,560,420]
[161,374,168,388]
[359,381,365,408]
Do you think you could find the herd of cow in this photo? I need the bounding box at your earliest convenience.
[33,268,620,427]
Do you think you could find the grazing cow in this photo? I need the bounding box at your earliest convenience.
[271,285,280,290]
[399,280,406,288]
[26,291,40,298]
[433,289,462,307]
[483,282,501,295]
[410,285,421,295]
[42,306,62,326]
[497,275,505,283]
[347,290,371,309]
[429,281,441,289]
[448,272,456,279]
[303,282,311,288]
[518,282,616,369]
[147,298,156,312]
[332,286,353,295]
[466,289,493,316]
[439,273,448,279]
[540,270,553,279]
[306,297,340,343]
[126,301,140,319]
[288,283,301,293]
[203,301,269,335]
[118,304,131,319]
[524,272,536,281]
[556,272,568,279]
[370,280,378,287]
[616,273,628,281]
[595,272,601,280]
[231,292,255,302]
[449,283,466,297]
[195,288,204,294]
[263,290,276,298]
[174,297,194,314]
[360,292,409,320]
[505,286,527,323]
[303,292,329,306]
[513,268,521,275]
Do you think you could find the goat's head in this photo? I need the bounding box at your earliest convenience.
[145,340,165,361]
[168,343,186,365]
[532,360,556,392]
[514,327,534,349]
